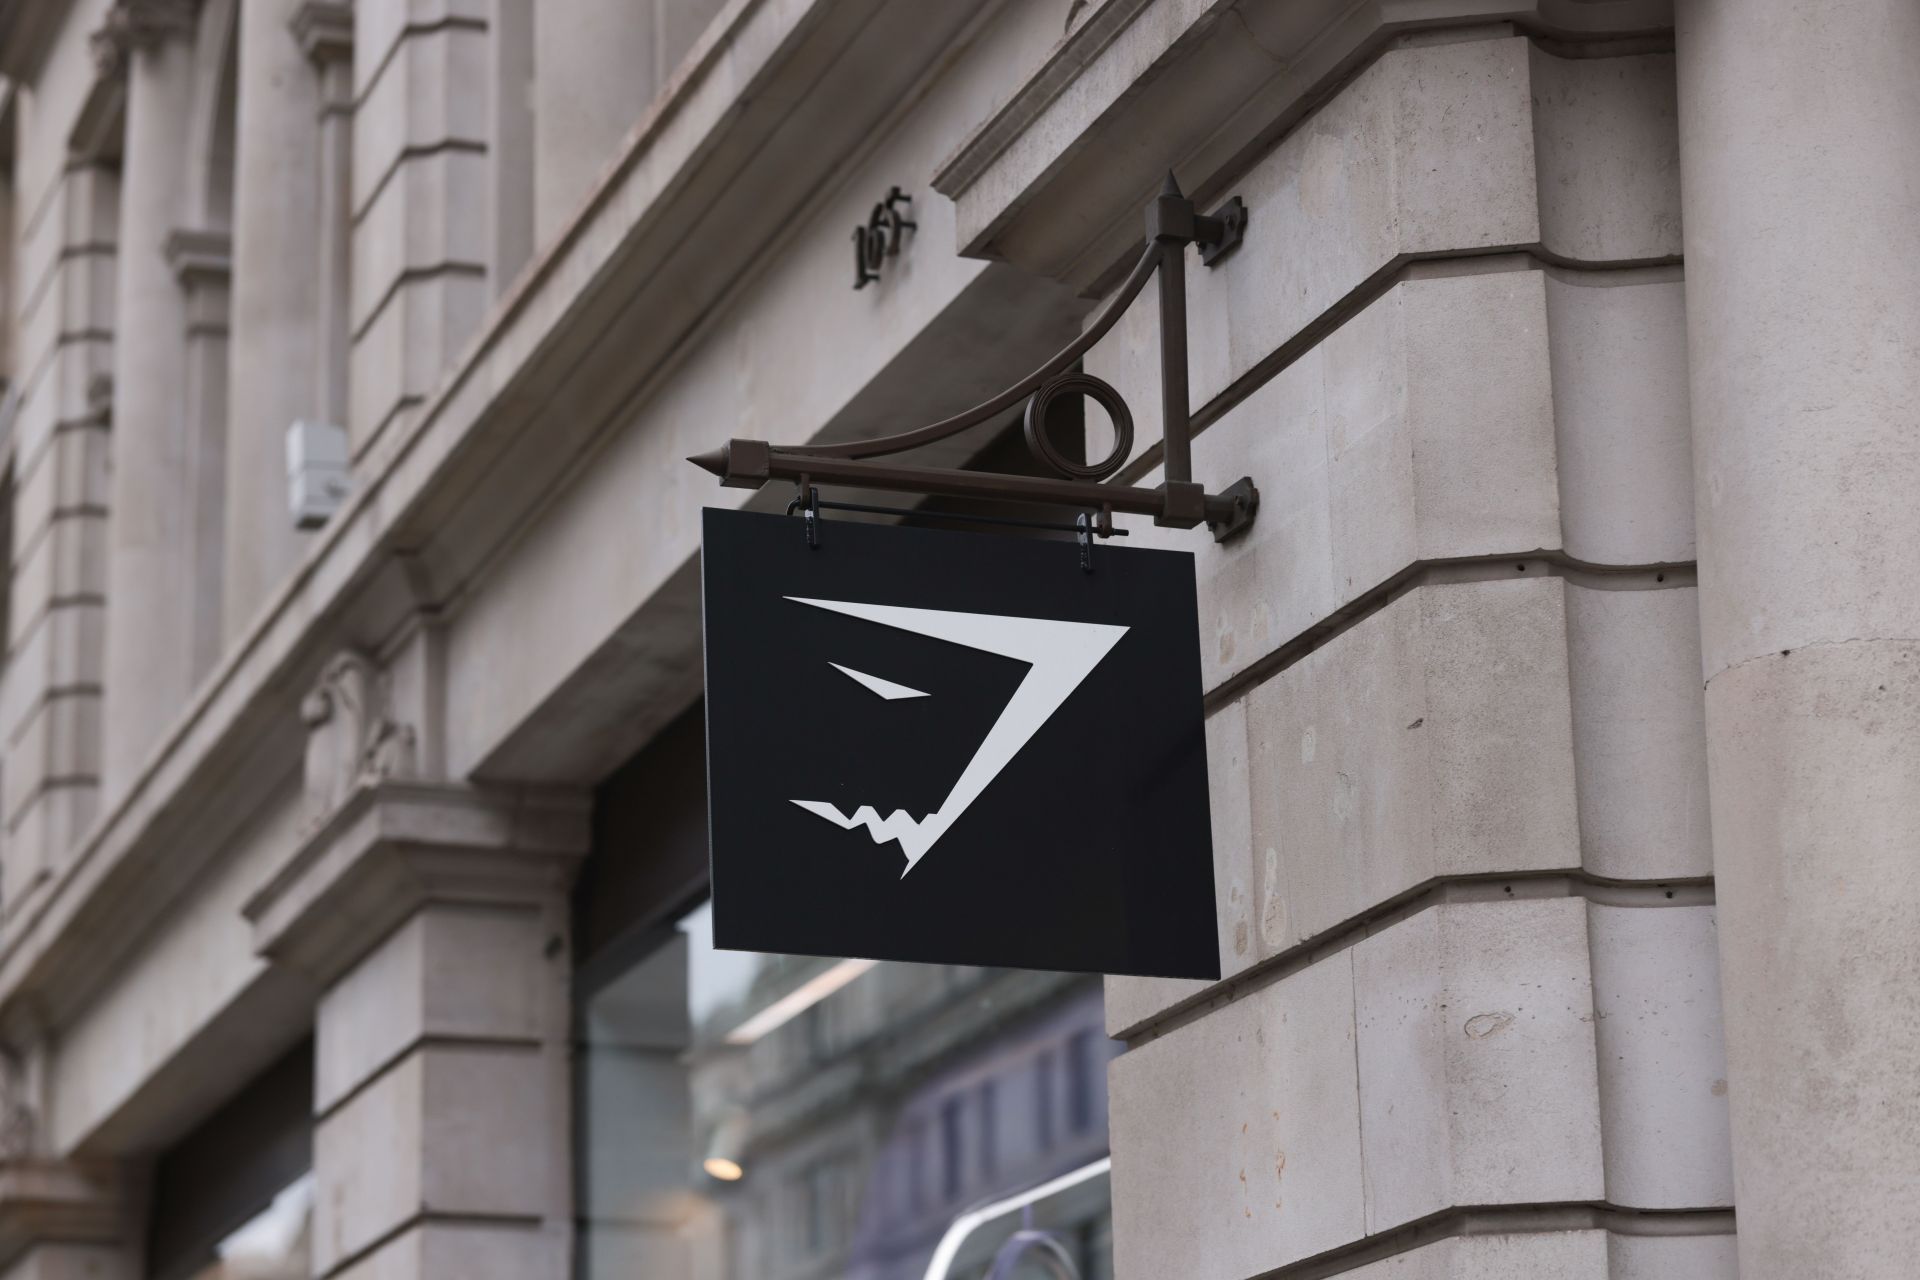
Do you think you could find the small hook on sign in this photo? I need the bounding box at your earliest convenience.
[787,483,821,547]
[1077,512,1093,573]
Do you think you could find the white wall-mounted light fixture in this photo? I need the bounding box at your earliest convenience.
[286,419,351,529]
[702,1105,751,1182]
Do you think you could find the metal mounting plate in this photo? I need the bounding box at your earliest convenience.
[1198,196,1247,268]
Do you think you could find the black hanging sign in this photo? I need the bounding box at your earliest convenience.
[701,507,1219,980]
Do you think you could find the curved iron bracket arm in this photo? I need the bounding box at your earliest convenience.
[689,175,1259,542]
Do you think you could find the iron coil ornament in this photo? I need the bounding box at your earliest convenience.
[1023,372,1133,482]
[695,172,1258,542]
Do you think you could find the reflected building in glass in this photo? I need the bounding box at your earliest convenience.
[575,705,1117,1280]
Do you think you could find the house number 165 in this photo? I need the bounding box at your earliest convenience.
[852,187,916,290]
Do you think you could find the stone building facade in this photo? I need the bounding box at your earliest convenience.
[0,0,1909,1278]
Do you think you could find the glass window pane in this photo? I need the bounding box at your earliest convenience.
[575,899,1118,1280]
[181,1174,313,1280]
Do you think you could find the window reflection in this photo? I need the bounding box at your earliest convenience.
[575,900,1118,1280]
[182,1174,312,1280]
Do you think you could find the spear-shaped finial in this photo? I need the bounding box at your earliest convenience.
[687,445,729,476]
[1161,169,1183,198]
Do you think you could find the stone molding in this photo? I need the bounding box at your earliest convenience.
[931,0,1674,284]
[163,226,232,291]
[0,1160,131,1272]
[289,0,353,66]
[244,782,590,985]
[89,0,196,81]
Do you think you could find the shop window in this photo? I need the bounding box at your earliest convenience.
[575,702,1119,1279]
[1066,1029,1097,1135]
[940,1095,966,1202]
[178,1176,313,1280]
[978,1079,999,1180]
[905,1116,928,1214]
[1035,1049,1056,1151]
[146,1042,313,1280]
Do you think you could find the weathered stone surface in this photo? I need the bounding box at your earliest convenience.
[315,903,557,1112]
[45,783,308,1155]
[0,1245,141,1280]
[1112,896,1622,1276]
[1607,1231,1739,1278]
[1529,50,1683,264]
[1246,578,1579,956]
[1109,953,1364,1279]
[1184,37,1541,408]
[349,143,488,336]
[1702,641,1920,1277]
[331,1223,567,1280]
[1339,1230,1607,1279]
[1587,903,1732,1210]
[350,20,488,223]
[314,1044,557,1273]
[1565,582,1713,883]
[1678,4,1920,1274]
[1545,273,1694,567]
[1353,899,1605,1233]
[1099,268,1562,693]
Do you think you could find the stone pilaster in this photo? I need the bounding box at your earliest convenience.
[246,779,586,1279]
[1675,2,1920,1277]
[1,123,119,914]
[224,0,324,642]
[293,1,353,433]
[100,1,200,799]
[251,637,579,1280]
[347,0,489,460]
[165,228,233,686]
[486,0,534,292]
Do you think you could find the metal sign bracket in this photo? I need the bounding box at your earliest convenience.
[691,174,1259,543]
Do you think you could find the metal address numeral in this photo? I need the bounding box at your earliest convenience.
[852,186,916,290]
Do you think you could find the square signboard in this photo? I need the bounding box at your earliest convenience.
[701,507,1218,980]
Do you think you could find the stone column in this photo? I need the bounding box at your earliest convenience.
[248,647,586,1280]
[100,0,198,798]
[292,2,352,431]
[1674,3,1920,1277]
[224,0,322,642]
[488,0,534,292]
[166,230,233,687]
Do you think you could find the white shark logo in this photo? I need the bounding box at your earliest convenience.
[787,596,1128,876]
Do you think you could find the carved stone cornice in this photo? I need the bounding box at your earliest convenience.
[88,0,196,81]
[244,782,590,985]
[289,0,353,66]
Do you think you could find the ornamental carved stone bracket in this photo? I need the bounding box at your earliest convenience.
[299,650,419,829]
[89,0,196,81]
